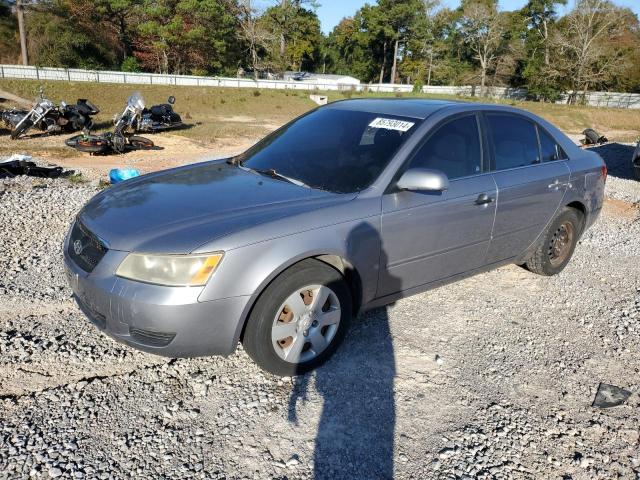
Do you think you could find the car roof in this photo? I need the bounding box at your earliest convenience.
[325,98,555,121]
[325,98,462,119]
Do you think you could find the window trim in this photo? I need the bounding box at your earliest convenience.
[385,112,485,193]
[536,124,568,162]
[483,111,544,172]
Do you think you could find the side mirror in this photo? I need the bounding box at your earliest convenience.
[396,168,449,192]
[168,96,176,105]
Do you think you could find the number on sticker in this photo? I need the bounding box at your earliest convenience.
[369,117,415,132]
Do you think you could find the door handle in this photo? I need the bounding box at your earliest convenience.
[475,193,494,205]
[548,179,571,190]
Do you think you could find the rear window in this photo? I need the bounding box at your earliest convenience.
[236,108,420,193]
[487,114,540,170]
[538,126,567,162]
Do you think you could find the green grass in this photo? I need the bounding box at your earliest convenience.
[67,172,89,184]
[2,79,640,143]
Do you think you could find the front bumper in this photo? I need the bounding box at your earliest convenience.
[63,246,252,358]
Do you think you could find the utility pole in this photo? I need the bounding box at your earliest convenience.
[17,0,29,66]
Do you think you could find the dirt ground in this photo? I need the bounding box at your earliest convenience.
[3,130,256,181]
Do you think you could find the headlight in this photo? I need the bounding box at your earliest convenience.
[116,252,223,287]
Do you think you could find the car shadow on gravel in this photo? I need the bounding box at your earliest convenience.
[589,143,636,180]
[288,225,399,480]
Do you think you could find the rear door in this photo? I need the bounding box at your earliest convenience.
[378,113,497,297]
[484,113,571,264]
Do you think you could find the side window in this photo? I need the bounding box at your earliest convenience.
[538,126,567,162]
[409,115,482,179]
[487,114,540,170]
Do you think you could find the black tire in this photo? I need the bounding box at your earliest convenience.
[525,207,583,276]
[69,135,111,154]
[129,135,154,150]
[10,119,32,140]
[65,134,83,147]
[242,259,352,376]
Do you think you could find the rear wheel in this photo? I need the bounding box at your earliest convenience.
[67,135,110,154]
[524,207,582,276]
[242,259,352,376]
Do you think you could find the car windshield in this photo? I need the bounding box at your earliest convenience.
[234,108,420,193]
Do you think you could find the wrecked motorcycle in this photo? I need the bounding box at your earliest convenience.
[65,92,154,154]
[2,90,99,140]
[114,95,183,133]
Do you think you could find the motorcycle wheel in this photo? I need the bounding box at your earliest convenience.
[68,135,111,154]
[10,119,33,140]
[129,135,155,150]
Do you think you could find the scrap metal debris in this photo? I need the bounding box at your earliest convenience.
[0,155,73,179]
[592,383,631,408]
[581,128,608,146]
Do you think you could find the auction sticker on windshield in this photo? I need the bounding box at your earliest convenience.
[369,117,415,132]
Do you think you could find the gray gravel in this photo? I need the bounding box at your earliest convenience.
[1,151,639,479]
[592,142,640,204]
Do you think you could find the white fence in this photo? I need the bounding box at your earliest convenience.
[0,64,411,93]
[1,64,638,108]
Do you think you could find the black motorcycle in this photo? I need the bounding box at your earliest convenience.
[114,95,183,133]
[2,90,99,139]
[66,92,154,154]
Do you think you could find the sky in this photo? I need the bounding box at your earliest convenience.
[316,0,640,33]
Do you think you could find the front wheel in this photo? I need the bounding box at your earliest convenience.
[10,118,33,139]
[242,259,352,376]
[524,207,583,276]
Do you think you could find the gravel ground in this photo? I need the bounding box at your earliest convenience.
[1,145,639,479]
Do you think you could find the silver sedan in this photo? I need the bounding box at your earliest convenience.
[64,99,606,375]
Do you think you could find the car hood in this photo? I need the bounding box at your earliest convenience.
[78,160,353,253]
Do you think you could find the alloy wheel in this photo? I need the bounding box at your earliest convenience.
[271,284,341,364]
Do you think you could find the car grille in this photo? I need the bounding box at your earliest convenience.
[68,221,108,273]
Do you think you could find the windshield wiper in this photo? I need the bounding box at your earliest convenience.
[253,168,310,188]
[233,160,309,188]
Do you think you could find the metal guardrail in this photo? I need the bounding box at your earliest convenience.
[1,64,638,108]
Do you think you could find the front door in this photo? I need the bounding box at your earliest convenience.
[378,114,497,297]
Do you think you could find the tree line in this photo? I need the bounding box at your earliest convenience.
[1,0,639,99]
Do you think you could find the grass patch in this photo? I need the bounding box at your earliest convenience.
[324,90,640,141]
[67,173,88,184]
[0,79,316,143]
[2,79,640,143]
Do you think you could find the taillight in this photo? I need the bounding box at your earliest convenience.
[601,164,607,183]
